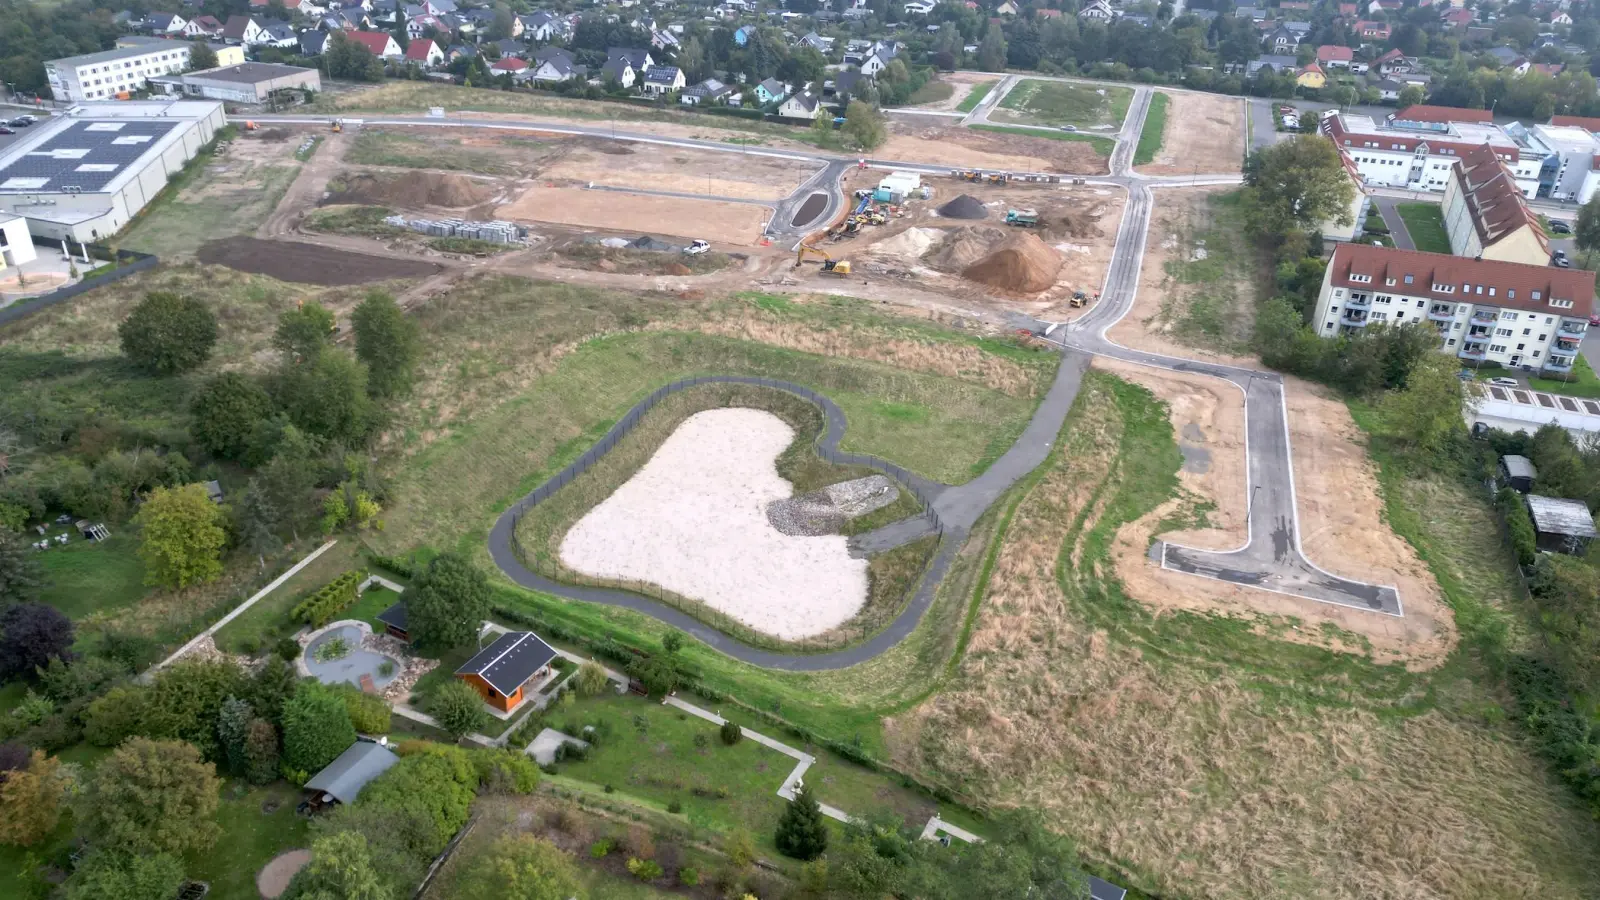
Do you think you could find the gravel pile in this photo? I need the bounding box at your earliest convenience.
[937,194,989,220]
[767,475,899,536]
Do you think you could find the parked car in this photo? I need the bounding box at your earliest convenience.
[1487,376,1520,388]
[1549,219,1572,234]
[1553,250,1571,268]
[683,239,711,255]
[1059,125,1077,132]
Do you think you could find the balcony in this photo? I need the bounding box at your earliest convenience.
[1459,345,1487,360]
[1559,321,1588,336]
[1344,294,1372,308]
[1340,313,1370,327]
[1427,306,1455,322]
[1556,338,1581,353]
[1545,356,1576,372]
[1470,310,1498,326]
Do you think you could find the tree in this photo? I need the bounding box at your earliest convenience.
[842,99,887,150]
[287,831,391,900]
[273,349,378,446]
[235,478,283,567]
[1379,353,1467,454]
[352,292,421,400]
[358,750,476,854]
[575,660,609,696]
[134,483,228,589]
[977,29,1007,71]
[455,834,585,900]
[282,682,358,775]
[907,809,1086,900]
[406,552,490,651]
[325,32,385,82]
[84,685,149,747]
[0,529,43,609]
[118,292,218,375]
[77,737,221,856]
[140,660,246,762]
[429,679,489,740]
[1396,84,1426,109]
[244,718,280,785]
[0,602,73,682]
[187,40,217,72]
[774,784,828,860]
[1240,136,1356,243]
[216,696,253,777]
[191,372,274,460]
[661,631,683,655]
[720,719,742,745]
[65,851,185,900]
[274,301,338,364]
[0,750,65,846]
[1574,193,1600,268]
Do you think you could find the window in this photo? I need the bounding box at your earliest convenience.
[1417,300,1425,309]
[1448,339,1456,346]
[1533,291,1542,300]
[1553,299,1574,309]
[1496,328,1512,337]
[1491,344,1507,353]
[1534,350,1541,358]
[1404,274,1414,284]
[1539,333,1547,341]
[1488,288,1496,297]
[1508,290,1516,299]
[1396,311,1405,319]
[1545,316,1553,323]
[1517,343,1526,351]
[1502,311,1517,320]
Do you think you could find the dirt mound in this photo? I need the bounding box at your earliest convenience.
[962,232,1063,293]
[871,227,943,259]
[926,226,1007,272]
[1052,201,1109,239]
[938,194,989,219]
[662,262,692,276]
[331,171,496,209]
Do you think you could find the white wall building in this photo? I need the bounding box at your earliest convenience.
[0,213,37,271]
[0,101,225,243]
[1320,111,1543,196]
[1314,243,1593,376]
[46,43,197,103]
[1440,142,1551,266]
[1522,123,1600,203]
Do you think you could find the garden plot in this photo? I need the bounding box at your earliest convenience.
[560,408,868,639]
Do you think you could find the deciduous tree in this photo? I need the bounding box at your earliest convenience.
[406,552,489,651]
[65,850,185,900]
[118,292,217,375]
[575,660,609,696]
[1575,192,1600,267]
[274,301,337,364]
[273,350,378,446]
[0,750,65,846]
[216,696,253,777]
[191,372,273,460]
[456,834,584,900]
[77,737,221,856]
[140,660,246,762]
[1379,353,1468,454]
[774,784,828,860]
[244,718,280,786]
[134,483,228,589]
[429,679,489,740]
[287,830,391,900]
[1241,136,1356,243]
[186,40,217,72]
[282,682,357,775]
[352,292,421,399]
[0,602,73,682]
[358,750,476,855]
[842,99,887,150]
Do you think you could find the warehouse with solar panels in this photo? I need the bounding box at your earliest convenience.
[0,100,225,243]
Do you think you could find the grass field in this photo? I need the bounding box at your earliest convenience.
[346,130,522,176]
[1396,202,1453,254]
[213,541,362,653]
[119,154,299,259]
[1528,353,1600,397]
[1154,191,1258,353]
[993,80,1133,131]
[955,80,998,113]
[186,782,310,900]
[904,79,955,106]
[37,532,146,620]
[1132,92,1169,166]
[969,123,1116,155]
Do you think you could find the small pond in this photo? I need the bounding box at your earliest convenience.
[304,624,400,691]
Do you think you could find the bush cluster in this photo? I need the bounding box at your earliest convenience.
[291,569,368,627]
[1506,654,1600,815]
[1496,488,1538,568]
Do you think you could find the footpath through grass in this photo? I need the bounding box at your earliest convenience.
[955,79,998,113]
[1133,92,1169,166]
[970,124,1115,156]
[1396,202,1453,254]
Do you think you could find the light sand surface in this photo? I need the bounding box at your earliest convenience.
[540,145,813,201]
[498,186,769,246]
[560,409,868,639]
[1135,91,1246,176]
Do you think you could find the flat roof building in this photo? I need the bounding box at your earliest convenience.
[152,62,321,103]
[1321,111,1543,196]
[45,41,234,103]
[0,100,225,243]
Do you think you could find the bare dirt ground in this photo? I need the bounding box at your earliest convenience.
[497,186,770,246]
[880,119,1109,174]
[1136,92,1246,176]
[539,139,816,201]
[903,71,998,112]
[197,236,444,285]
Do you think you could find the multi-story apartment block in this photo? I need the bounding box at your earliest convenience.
[46,43,198,102]
[1517,123,1600,203]
[1320,110,1543,196]
[1440,143,1550,266]
[1314,243,1594,376]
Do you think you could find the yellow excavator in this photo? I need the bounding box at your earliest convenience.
[795,244,852,276]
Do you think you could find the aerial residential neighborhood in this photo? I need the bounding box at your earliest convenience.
[3,0,1600,899]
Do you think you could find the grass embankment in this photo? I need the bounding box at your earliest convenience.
[558,243,735,275]
[213,541,361,653]
[1396,201,1453,254]
[887,371,1600,898]
[1154,190,1258,353]
[968,124,1116,156]
[1132,91,1169,166]
[993,80,1133,130]
[511,381,934,653]
[955,79,998,113]
[346,129,525,175]
[1528,353,1600,397]
[304,204,403,237]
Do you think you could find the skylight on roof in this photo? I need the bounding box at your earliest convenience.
[75,164,118,173]
[84,122,126,132]
[30,149,89,160]
[111,135,153,145]
[0,177,50,190]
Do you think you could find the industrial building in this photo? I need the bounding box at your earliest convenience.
[0,214,37,271]
[0,101,226,243]
[115,35,245,67]
[1319,110,1543,196]
[151,62,321,103]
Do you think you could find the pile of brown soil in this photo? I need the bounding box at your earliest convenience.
[330,171,496,209]
[937,194,989,219]
[962,232,1063,293]
[1053,201,1109,239]
[662,262,692,276]
[926,226,1007,271]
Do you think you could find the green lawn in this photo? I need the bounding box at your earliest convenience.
[1133,91,1169,166]
[903,79,955,106]
[120,156,300,259]
[1395,202,1453,254]
[186,781,310,900]
[347,584,404,632]
[346,130,520,176]
[969,124,1116,156]
[993,80,1133,130]
[36,531,146,620]
[213,541,362,654]
[1528,352,1600,397]
[955,80,999,113]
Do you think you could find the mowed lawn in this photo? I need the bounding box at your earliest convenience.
[186,782,310,900]
[1396,202,1453,254]
[994,80,1133,130]
[37,531,146,620]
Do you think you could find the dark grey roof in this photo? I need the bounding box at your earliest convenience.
[1526,495,1597,538]
[0,120,181,194]
[1089,875,1127,900]
[607,46,650,69]
[758,77,785,96]
[376,601,407,631]
[305,740,399,804]
[644,65,680,83]
[533,46,574,67]
[301,31,329,54]
[455,631,557,694]
[1501,455,1537,481]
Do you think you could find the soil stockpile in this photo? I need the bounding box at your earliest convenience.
[938,194,989,219]
[928,226,1007,271]
[329,171,496,208]
[962,232,1063,293]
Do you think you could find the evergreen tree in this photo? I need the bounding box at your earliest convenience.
[216,696,253,778]
[774,784,828,860]
[0,530,44,609]
[406,553,490,651]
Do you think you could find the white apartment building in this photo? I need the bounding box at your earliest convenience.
[1320,111,1543,196]
[46,44,196,102]
[1441,142,1550,265]
[1314,243,1593,375]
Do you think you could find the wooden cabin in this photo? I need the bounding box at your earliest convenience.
[454,630,558,713]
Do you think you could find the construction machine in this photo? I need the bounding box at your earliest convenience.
[331,119,343,133]
[1005,208,1040,227]
[795,244,852,276]
[986,173,1009,186]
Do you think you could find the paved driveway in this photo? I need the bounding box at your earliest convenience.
[1369,196,1416,250]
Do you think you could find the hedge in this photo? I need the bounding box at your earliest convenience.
[291,569,368,627]
[1496,488,1538,568]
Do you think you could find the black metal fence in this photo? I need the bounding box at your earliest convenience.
[505,375,944,574]
[0,244,159,328]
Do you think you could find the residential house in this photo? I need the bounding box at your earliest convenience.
[220,15,267,45]
[1373,48,1413,75]
[1526,495,1597,554]
[607,46,654,73]
[1441,142,1551,266]
[1245,54,1299,77]
[1551,11,1573,25]
[348,30,402,58]
[831,68,864,99]
[779,89,824,120]
[256,21,298,48]
[490,56,529,78]
[1316,44,1354,68]
[531,46,583,82]
[250,0,326,13]
[1486,45,1522,67]
[300,30,329,55]
[1297,62,1326,89]
[599,56,635,88]
[732,25,755,46]
[1441,7,1474,32]
[1338,3,1358,16]
[904,0,936,13]
[1265,25,1301,53]
[754,77,787,105]
[1356,20,1391,41]
[1235,5,1267,20]
[445,43,475,63]
[404,37,442,67]
[681,77,734,105]
[454,630,559,713]
[1373,76,1406,102]
[995,0,1019,15]
[799,32,833,53]
[1312,242,1593,376]
[146,12,188,34]
[323,10,373,30]
[183,15,224,37]
[641,64,684,95]
[651,29,680,51]
[520,11,563,41]
[1079,0,1116,19]
[492,38,525,59]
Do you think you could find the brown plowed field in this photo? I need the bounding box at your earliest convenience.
[197,237,444,285]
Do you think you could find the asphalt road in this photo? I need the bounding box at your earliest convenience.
[1369,195,1417,250]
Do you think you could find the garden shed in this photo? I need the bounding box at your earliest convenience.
[1499,455,1537,493]
[303,739,398,808]
[1525,494,1597,555]
[375,601,410,643]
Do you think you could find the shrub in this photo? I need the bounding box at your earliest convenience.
[667,799,683,814]
[291,570,367,627]
[627,858,664,881]
[720,720,742,746]
[340,687,391,735]
[679,866,701,886]
[274,638,301,661]
[1497,488,1538,567]
[429,679,489,740]
[377,659,396,677]
[359,749,476,855]
[590,839,613,858]
[473,748,540,794]
[281,682,357,773]
[575,660,610,696]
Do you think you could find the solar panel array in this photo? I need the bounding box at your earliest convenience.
[0,119,179,194]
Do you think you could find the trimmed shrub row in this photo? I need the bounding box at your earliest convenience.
[292,569,368,627]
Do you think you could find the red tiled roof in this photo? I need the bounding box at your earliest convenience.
[1441,8,1473,23]
[348,31,395,55]
[1394,104,1492,124]
[1549,114,1600,133]
[1317,44,1354,62]
[1321,114,1517,162]
[491,57,528,71]
[404,38,437,61]
[1328,244,1594,319]
[1451,142,1549,257]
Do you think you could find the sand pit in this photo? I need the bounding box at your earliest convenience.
[560,409,868,639]
[257,849,311,899]
[963,232,1063,293]
[498,186,768,246]
[329,171,498,208]
[540,143,813,202]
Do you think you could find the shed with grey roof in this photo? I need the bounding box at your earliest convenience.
[304,740,399,805]
[1525,494,1597,554]
[1499,454,1537,492]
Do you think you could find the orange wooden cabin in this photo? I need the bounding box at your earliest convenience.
[454,630,558,713]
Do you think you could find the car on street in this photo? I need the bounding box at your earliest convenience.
[9,117,34,127]
[683,239,710,255]
[1549,219,1572,234]
[1487,377,1520,388]
[1059,125,1076,132]
[0,126,13,135]
[1553,250,1571,268]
